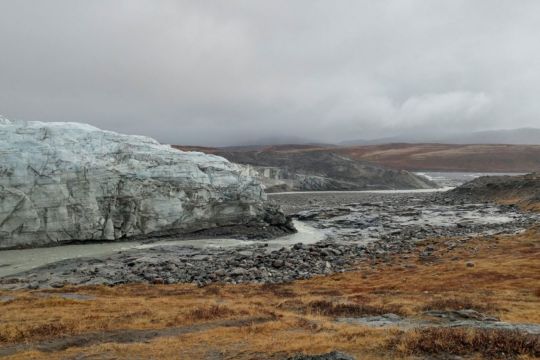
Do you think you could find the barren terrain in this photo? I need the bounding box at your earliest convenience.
[176,143,540,173]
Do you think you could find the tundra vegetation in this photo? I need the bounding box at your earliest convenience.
[1,224,539,359]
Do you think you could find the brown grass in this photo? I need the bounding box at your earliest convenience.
[0,226,539,359]
[259,283,297,298]
[186,305,236,321]
[421,297,497,314]
[307,300,404,317]
[389,327,540,358]
[0,321,77,343]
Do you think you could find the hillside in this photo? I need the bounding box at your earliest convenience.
[175,143,540,174]
[173,146,437,192]
[447,173,540,211]
[341,127,540,145]
[334,144,540,172]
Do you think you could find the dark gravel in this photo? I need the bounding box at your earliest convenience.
[1,191,537,290]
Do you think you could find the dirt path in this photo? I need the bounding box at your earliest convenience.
[0,316,271,357]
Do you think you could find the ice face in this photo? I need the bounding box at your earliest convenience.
[0,118,268,248]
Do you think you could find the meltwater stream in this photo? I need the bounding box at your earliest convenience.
[1,179,533,281]
[0,221,325,278]
[0,189,451,279]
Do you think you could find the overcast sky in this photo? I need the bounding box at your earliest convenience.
[1,1,539,145]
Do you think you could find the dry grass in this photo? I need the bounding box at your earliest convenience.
[306,300,404,317]
[389,327,540,358]
[0,321,77,343]
[421,297,498,314]
[0,226,539,359]
[259,283,297,298]
[186,305,237,321]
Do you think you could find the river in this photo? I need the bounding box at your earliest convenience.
[0,221,325,277]
[0,172,524,279]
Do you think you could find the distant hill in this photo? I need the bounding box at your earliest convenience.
[220,143,335,152]
[174,143,540,173]
[172,145,437,192]
[334,143,540,172]
[447,173,540,211]
[232,135,330,147]
[341,128,540,146]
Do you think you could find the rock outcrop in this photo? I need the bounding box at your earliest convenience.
[0,117,293,249]
[446,173,540,211]
[215,151,438,192]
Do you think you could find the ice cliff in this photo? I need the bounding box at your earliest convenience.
[0,117,292,249]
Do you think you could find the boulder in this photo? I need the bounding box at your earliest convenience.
[0,117,293,249]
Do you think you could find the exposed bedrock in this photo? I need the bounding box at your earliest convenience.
[215,151,438,192]
[0,117,294,249]
[444,172,540,209]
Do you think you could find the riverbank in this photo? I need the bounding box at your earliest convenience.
[1,191,537,290]
[1,225,538,359]
[1,180,540,358]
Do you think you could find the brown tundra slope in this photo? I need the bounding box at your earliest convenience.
[333,143,540,172]
[174,143,540,173]
[447,172,540,211]
[173,145,437,192]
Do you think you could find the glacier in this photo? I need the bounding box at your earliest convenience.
[0,117,292,249]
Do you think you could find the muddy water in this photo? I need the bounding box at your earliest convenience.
[1,185,535,280]
[270,190,537,247]
[0,221,325,277]
[270,187,454,195]
[415,171,525,188]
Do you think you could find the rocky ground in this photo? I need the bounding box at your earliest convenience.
[338,309,540,334]
[272,191,536,241]
[174,146,437,192]
[445,172,540,210]
[1,190,537,290]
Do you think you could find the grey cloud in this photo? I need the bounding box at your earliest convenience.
[1,0,539,145]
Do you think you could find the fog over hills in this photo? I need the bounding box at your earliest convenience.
[2,2,540,145]
[221,127,540,148]
[340,128,540,146]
